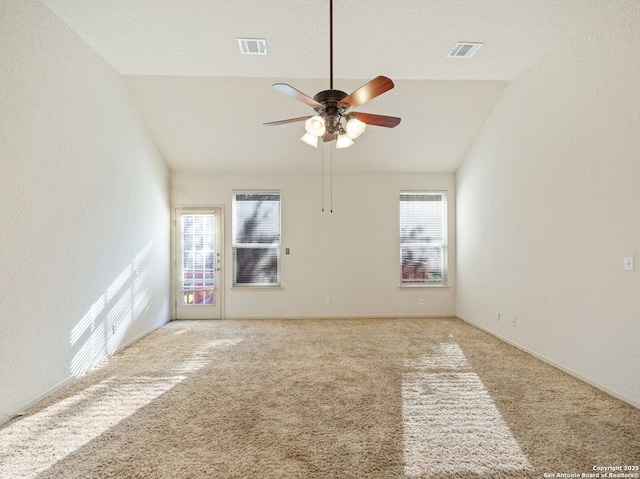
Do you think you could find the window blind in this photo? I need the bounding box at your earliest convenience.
[400,192,447,286]
[232,192,281,286]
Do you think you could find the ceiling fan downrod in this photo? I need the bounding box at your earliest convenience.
[329,0,333,90]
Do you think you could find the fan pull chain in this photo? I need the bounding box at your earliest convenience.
[330,146,333,213]
[320,142,334,213]
[321,143,325,212]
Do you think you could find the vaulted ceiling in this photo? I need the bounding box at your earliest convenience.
[39,0,619,173]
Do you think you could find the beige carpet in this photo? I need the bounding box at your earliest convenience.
[1,317,638,478]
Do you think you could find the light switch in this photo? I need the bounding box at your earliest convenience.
[624,257,634,271]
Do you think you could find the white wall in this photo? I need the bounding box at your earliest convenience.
[172,170,456,319]
[456,1,640,406]
[0,0,171,420]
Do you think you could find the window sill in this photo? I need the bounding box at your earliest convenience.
[231,285,283,290]
[399,284,450,289]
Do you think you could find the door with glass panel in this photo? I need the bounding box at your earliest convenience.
[175,208,222,319]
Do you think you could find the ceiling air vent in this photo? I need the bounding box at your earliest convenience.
[448,42,483,58]
[238,38,267,55]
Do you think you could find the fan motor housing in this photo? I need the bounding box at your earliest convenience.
[313,89,350,133]
[314,89,348,109]
[313,89,347,103]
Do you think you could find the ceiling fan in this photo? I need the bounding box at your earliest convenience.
[264,0,401,149]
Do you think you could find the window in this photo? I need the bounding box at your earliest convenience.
[232,191,281,286]
[400,191,447,286]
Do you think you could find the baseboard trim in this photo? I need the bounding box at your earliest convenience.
[220,314,456,321]
[456,315,640,409]
[1,320,169,427]
[1,375,76,426]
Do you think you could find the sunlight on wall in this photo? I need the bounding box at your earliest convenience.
[402,343,532,476]
[70,242,153,376]
[0,338,242,479]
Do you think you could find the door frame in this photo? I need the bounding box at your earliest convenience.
[171,205,225,320]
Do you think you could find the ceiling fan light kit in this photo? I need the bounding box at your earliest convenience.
[264,0,400,149]
[336,132,354,149]
[305,116,326,137]
[300,132,319,148]
[345,116,366,139]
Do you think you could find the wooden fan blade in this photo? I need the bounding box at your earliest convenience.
[338,76,394,110]
[263,116,312,126]
[273,84,325,109]
[350,112,401,128]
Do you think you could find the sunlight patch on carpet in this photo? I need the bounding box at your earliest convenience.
[0,338,240,479]
[402,343,532,476]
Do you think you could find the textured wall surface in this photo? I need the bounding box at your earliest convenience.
[0,0,171,419]
[172,171,456,319]
[456,1,640,406]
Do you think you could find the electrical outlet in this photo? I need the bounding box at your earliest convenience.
[511,317,517,327]
[325,296,331,305]
[495,311,501,321]
[624,257,634,271]
[419,298,425,306]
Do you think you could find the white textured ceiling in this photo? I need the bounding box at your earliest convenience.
[40,0,620,173]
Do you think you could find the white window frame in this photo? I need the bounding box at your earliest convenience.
[232,191,281,287]
[399,191,448,287]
